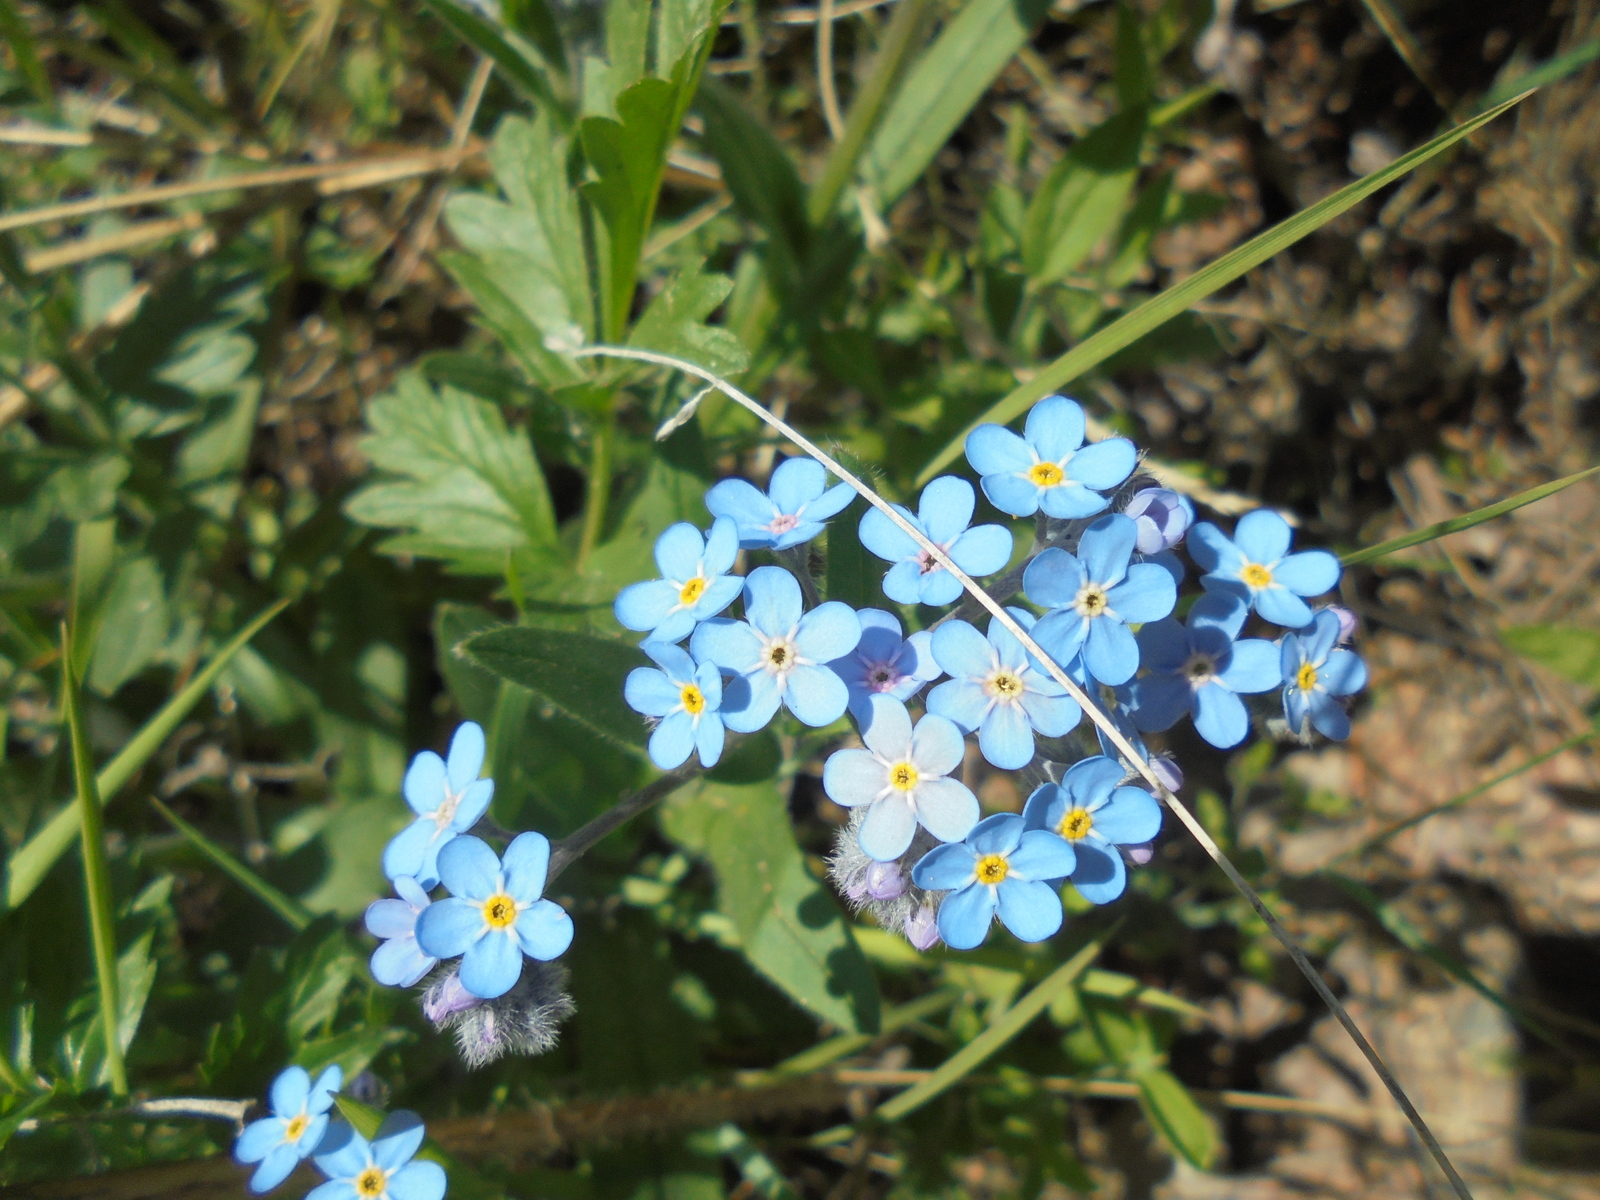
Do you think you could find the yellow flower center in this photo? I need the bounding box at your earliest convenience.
[1028,462,1065,488]
[482,893,518,930]
[1075,583,1109,617]
[889,762,919,791]
[1296,661,1318,692]
[355,1166,387,1199]
[681,684,705,715]
[284,1114,309,1142]
[1058,808,1093,840]
[1240,562,1273,588]
[975,853,1010,885]
[985,669,1024,701]
[678,575,708,606]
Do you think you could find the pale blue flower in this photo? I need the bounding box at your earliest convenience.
[858,476,1013,607]
[964,394,1137,519]
[624,642,726,769]
[690,566,861,732]
[234,1065,343,1194]
[1280,609,1368,740]
[1124,487,1194,553]
[912,814,1077,950]
[1188,509,1341,628]
[1024,514,1177,686]
[613,517,743,644]
[1021,757,1162,906]
[705,457,854,550]
[364,876,437,989]
[823,695,979,862]
[382,721,493,894]
[309,1112,445,1200]
[414,833,573,1000]
[826,608,941,725]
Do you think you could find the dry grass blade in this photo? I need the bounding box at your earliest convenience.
[23,213,203,273]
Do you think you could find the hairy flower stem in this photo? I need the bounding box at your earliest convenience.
[574,343,1476,1200]
[546,758,710,884]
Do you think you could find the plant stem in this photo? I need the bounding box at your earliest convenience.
[547,760,707,884]
[576,409,615,570]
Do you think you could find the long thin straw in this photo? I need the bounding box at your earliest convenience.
[573,343,1477,1200]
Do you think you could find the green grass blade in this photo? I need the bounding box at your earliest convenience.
[417,0,568,123]
[874,925,1111,1122]
[149,798,311,931]
[0,0,52,101]
[766,988,959,1078]
[915,93,1530,484]
[2,599,288,913]
[1477,36,1600,111]
[1340,464,1600,566]
[61,626,127,1098]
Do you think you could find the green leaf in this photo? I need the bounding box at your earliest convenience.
[344,373,561,577]
[824,498,873,609]
[859,0,1052,210]
[151,797,313,931]
[0,0,51,101]
[1112,2,1153,110]
[436,249,586,390]
[661,778,881,1035]
[284,924,361,1046]
[416,0,567,119]
[293,1025,410,1081]
[1502,624,1600,689]
[1021,109,1146,284]
[628,259,751,378]
[1341,464,1600,566]
[500,0,567,76]
[458,624,650,749]
[916,93,1531,483]
[1478,36,1600,111]
[1135,1067,1219,1169]
[0,1091,56,1155]
[86,557,169,696]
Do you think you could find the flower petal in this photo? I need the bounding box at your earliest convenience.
[1078,515,1137,586]
[1024,395,1087,460]
[625,667,681,717]
[1064,437,1136,491]
[270,1066,311,1119]
[964,423,1033,476]
[1307,692,1352,740]
[1040,482,1112,519]
[435,835,500,902]
[1124,672,1189,733]
[1274,549,1340,597]
[1017,687,1080,738]
[795,601,862,663]
[690,619,762,675]
[236,1117,286,1164]
[722,669,782,733]
[937,884,998,950]
[311,1124,367,1179]
[768,457,826,512]
[371,1111,425,1172]
[977,703,1035,769]
[930,620,994,679]
[370,937,436,988]
[382,820,441,884]
[1090,787,1162,845]
[414,897,485,959]
[445,724,486,795]
[1030,609,1089,670]
[917,476,975,545]
[703,515,740,574]
[706,478,777,542]
[515,898,574,960]
[913,842,978,889]
[823,748,887,808]
[690,574,744,623]
[858,694,912,759]
[614,579,680,633]
[948,524,1013,579]
[1192,682,1249,748]
[451,779,494,832]
[915,567,963,607]
[909,713,964,777]
[696,714,725,767]
[365,897,418,941]
[1233,510,1292,564]
[387,1161,448,1200]
[980,471,1044,517]
[914,777,980,844]
[996,878,1063,942]
[249,1144,302,1193]
[784,663,850,727]
[1008,830,1076,881]
[858,796,917,861]
[1109,563,1177,624]
[926,678,990,732]
[1320,648,1367,696]
[1253,586,1314,628]
[1060,756,1125,809]
[1216,639,1281,693]
[967,812,1025,856]
[1022,547,1084,610]
[805,480,856,522]
[501,832,550,901]
[1185,522,1243,575]
[402,752,446,817]
[858,503,921,562]
[1083,618,1140,687]
[1188,591,1248,639]
[1133,617,1190,672]
[648,710,696,769]
[306,1181,359,1200]
[1070,840,1127,905]
[651,522,706,583]
[460,929,522,999]
[743,566,802,638]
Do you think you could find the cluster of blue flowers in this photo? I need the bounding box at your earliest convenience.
[613,394,1366,953]
[233,1066,445,1200]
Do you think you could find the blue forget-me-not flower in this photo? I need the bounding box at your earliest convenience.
[858,476,1012,607]
[624,641,727,770]
[1188,509,1341,628]
[705,457,855,550]
[414,833,573,1000]
[927,609,1080,770]
[1025,513,1177,686]
[823,694,979,862]
[964,395,1137,519]
[234,1064,343,1193]
[691,566,860,732]
[613,516,743,645]
[1280,608,1368,740]
[309,1112,445,1200]
[1022,757,1163,905]
[826,608,942,726]
[364,876,437,988]
[383,721,493,890]
[912,814,1078,949]
[1125,593,1283,749]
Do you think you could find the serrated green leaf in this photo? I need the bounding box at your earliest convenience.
[1135,1066,1219,1169]
[628,259,750,377]
[436,249,586,390]
[1022,109,1145,285]
[1502,624,1600,689]
[661,778,880,1034]
[487,112,592,335]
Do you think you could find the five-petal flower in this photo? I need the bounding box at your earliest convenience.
[1124,593,1282,748]
[927,609,1080,769]
[912,814,1077,949]
[309,1112,446,1200]
[1025,513,1177,686]
[614,517,743,645]
[858,476,1013,607]
[1021,757,1163,905]
[964,395,1137,519]
[624,642,727,769]
[823,694,979,861]
[1280,609,1368,740]
[364,876,438,988]
[234,1064,343,1194]
[414,833,573,1000]
[383,722,494,890]
[705,457,855,550]
[1187,509,1341,628]
[690,566,861,732]
[826,607,942,724]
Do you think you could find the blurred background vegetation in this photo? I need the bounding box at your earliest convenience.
[1,0,1599,1196]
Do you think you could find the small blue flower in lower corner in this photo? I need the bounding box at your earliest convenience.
[858,476,1013,607]
[613,516,743,644]
[383,721,494,888]
[310,1112,445,1200]
[691,566,861,732]
[705,456,855,550]
[912,814,1077,950]
[826,607,941,725]
[234,1065,343,1194]
[1022,757,1163,905]
[1280,609,1368,740]
[414,832,573,1000]
[822,694,979,862]
[624,642,727,769]
[1188,509,1341,628]
[963,394,1137,519]
[364,876,438,988]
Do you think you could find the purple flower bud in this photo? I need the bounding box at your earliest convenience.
[842,871,871,904]
[422,971,483,1024]
[1151,756,1183,795]
[1322,605,1358,643]
[1124,842,1155,866]
[1123,488,1195,555]
[865,860,908,901]
[903,903,941,951]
